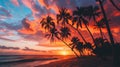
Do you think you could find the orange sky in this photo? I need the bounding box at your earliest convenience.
[0,0,120,55]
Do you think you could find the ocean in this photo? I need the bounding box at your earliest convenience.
[0,55,73,67]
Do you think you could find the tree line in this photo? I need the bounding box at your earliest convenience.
[40,0,120,66]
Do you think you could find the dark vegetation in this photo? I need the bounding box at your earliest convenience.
[40,0,120,66]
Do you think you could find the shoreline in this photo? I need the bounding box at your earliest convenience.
[36,56,116,67]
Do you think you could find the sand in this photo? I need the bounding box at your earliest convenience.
[36,56,120,67]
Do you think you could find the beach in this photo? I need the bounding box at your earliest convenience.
[36,56,117,67]
[0,55,74,67]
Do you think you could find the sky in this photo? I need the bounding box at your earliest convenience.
[0,0,120,55]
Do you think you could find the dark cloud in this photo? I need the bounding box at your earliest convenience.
[0,45,20,50]
[22,47,46,52]
[21,18,33,31]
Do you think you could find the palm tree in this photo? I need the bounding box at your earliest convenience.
[57,8,87,43]
[96,0,114,45]
[59,27,79,57]
[96,0,120,65]
[40,16,79,57]
[70,37,84,56]
[83,5,105,38]
[60,27,71,40]
[57,8,71,26]
[40,16,55,31]
[45,28,58,42]
[73,7,95,43]
[82,5,101,22]
[45,28,79,57]
[84,42,93,50]
[94,18,106,38]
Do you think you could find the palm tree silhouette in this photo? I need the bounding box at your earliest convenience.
[57,8,71,26]
[45,27,79,57]
[73,7,95,43]
[57,8,87,43]
[96,0,118,64]
[60,27,71,40]
[45,28,58,42]
[40,16,79,57]
[94,18,106,38]
[84,42,93,50]
[82,5,101,22]
[97,0,114,45]
[70,37,84,56]
[40,16,55,31]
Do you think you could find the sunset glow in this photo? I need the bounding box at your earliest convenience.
[0,0,120,56]
[60,51,70,56]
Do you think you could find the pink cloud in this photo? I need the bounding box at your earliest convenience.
[11,0,19,6]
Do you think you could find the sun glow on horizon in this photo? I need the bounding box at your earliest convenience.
[60,50,70,56]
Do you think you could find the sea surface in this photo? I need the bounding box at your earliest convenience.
[0,55,74,67]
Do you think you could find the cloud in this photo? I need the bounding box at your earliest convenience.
[0,20,22,30]
[22,47,45,52]
[0,36,16,42]
[11,0,20,6]
[0,45,20,50]
[0,6,12,20]
[18,18,40,34]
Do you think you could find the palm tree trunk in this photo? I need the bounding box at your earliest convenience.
[56,36,79,58]
[98,0,114,45]
[110,0,120,11]
[99,28,103,38]
[68,24,87,43]
[84,24,95,44]
[93,16,103,38]
[98,0,117,65]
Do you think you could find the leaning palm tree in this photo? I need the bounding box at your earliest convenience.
[46,28,79,57]
[40,16,55,31]
[70,37,84,56]
[57,8,87,43]
[59,27,79,57]
[40,16,79,57]
[73,7,95,43]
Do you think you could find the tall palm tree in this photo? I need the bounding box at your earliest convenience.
[96,0,118,65]
[57,8,87,43]
[96,0,114,47]
[40,16,55,31]
[70,37,84,56]
[73,7,95,43]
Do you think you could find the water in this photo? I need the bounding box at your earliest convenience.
[0,55,73,67]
